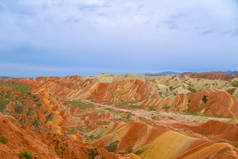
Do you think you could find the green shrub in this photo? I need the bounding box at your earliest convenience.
[116,101,137,106]
[0,97,9,112]
[33,119,40,128]
[0,136,8,144]
[33,95,40,102]
[45,113,54,123]
[217,140,226,143]
[227,88,236,95]
[88,135,95,140]
[88,149,98,159]
[36,103,42,107]
[129,105,144,109]
[188,87,197,93]
[202,95,208,103]
[15,105,24,114]
[66,100,94,109]
[0,89,13,98]
[104,141,119,152]
[163,106,170,111]
[135,149,144,155]
[5,90,13,98]
[27,92,32,96]
[1,81,31,94]
[27,107,34,117]
[20,151,32,159]
[148,106,157,111]
[103,102,113,105]
[105,108,123,114]
[231,81,238,87]
[66,128,76,135]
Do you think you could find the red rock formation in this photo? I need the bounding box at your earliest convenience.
[0,113,89,159]
[188,89,238,118]
[93,122,238,159]
[89,80,156,103]
[187,120,238,146]
[0,112,130,159]
[2,76,238,158]
[14,77,157,103]
[13,76,238,118]
[142,89,238,118]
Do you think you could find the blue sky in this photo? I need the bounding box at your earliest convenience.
[0,0,238,77]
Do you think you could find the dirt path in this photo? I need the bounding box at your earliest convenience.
[83,100,231,123]
[228,95,236,118]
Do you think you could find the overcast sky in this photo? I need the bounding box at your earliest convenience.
[0,0,238,77]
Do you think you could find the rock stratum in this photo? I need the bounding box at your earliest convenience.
[0,72,238,158]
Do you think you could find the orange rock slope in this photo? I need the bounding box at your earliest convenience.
[0,111,135,159]
[0,113,89,159]
[13,75,238,118]
[142,89,238,118]
[1,76,238,158]
[93,122,238,159]
[0,79,133,159]
[14,77,157,102]
[187,120,238,146]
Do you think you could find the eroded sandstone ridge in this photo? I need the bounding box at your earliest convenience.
[1,72,238,159]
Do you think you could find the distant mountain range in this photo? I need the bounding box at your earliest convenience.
[226,71,238,74]
[144,71,179,75]
[0,76,11,79]
[145,71,238,76]
[1,71,238,79]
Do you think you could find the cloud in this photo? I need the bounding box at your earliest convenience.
[1,0,238,37]
[201,29,214,35]
[0,0,238,76]
[232,29,238,37]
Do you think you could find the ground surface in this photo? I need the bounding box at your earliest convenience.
[1,73,238,159]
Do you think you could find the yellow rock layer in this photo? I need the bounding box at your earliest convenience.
[139,130,196,159]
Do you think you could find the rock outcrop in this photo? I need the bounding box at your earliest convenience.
[93,122,238,159]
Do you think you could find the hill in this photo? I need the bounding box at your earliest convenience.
[1,73,238,158]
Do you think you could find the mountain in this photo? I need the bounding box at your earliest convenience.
[186,72,238,81]
[1,73,238,158]
[144,71,179,75]
[0,76,11,79]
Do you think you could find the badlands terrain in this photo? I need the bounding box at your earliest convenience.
[1,72,238,159]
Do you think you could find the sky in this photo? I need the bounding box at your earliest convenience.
[0,0,238,77]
